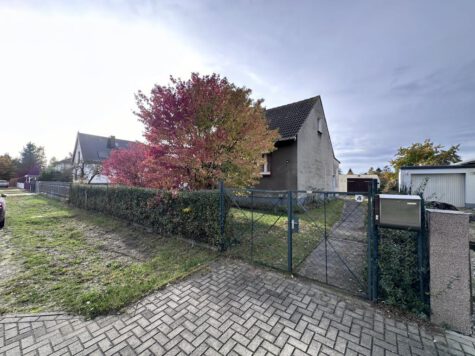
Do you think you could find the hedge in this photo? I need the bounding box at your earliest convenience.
[69,185,230,247]
[378,228,428,315]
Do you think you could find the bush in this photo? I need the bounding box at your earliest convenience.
[69,185,230,247]
[378,228,428,315]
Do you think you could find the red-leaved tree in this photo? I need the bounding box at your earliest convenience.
[135,73,279,189]
[102,142,148,187]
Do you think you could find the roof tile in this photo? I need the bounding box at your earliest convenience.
[265,96,319,139]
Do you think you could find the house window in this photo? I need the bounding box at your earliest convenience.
[260,154,271,175]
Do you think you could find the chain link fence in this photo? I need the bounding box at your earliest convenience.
[37,181,71,199]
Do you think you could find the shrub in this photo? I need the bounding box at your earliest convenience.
[378,228,428,315]
[69,185,230,247]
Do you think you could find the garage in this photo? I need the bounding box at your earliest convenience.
[410,173,465,207]
[347,178,377,193]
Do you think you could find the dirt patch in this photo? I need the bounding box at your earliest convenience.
[73,220,169,262]
[0,231,21,283]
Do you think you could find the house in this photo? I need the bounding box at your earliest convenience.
[52,158,73,173]
[338,174,380,193]
[399,159,475,208]
[17,165,40,190]
[256,96,339,191]
[72,132,134,184]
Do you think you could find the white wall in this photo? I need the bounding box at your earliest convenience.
[465,171,475,207]
[296,98,339,191]
[399,168,475,207]
[73,137,109,184]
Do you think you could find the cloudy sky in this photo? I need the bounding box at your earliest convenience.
[1,0,474,172]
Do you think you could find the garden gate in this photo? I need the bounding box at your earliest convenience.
[220,182,380,300]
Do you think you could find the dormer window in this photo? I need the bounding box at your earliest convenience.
[260,154,271,175]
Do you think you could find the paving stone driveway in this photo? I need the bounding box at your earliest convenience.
[1,260,474,356]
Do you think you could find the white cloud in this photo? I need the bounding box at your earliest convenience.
[0,6,213,159]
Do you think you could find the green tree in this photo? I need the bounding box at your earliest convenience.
[0,154,17,180]
[390,139,461,170]
[17,142,46,176]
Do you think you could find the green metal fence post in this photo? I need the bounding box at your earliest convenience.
[367,182,374,300]
[418,198,427,305]
[324,193,328,284]
[251,190,254,263]
[372,179,380,301]
[287,191,293,273]
[219,181,225,250]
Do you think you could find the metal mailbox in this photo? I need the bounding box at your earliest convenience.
[375,194,422,230]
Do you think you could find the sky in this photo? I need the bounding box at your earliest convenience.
[0,0,474,173]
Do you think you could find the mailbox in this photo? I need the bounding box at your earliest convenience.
[375,194,422,230]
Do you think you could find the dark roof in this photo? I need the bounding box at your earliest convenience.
[76,133,134,163]
[265,96,319,139]
[26,165,40,176]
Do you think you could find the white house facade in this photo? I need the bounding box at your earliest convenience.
[72,132,134,184]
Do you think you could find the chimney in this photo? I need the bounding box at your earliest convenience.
[107,135,116,148]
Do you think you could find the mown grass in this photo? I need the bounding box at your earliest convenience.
[226,199,344,271]
[0,196,216,318]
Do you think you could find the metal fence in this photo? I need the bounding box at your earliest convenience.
[223,188,291,271]
[293,190,371,298]
[37,181,71,199]
[222,182,379,299]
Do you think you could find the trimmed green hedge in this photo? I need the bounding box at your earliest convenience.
[378,228,428,315]
[69,185,229,247]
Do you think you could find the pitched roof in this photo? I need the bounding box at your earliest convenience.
[265,96,319,139]
[75,133,134,163]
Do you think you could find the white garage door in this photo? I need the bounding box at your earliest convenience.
[411,174,465,207]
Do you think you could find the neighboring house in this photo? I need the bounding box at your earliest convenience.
[256,96,339,191]
[52,158,73,173]
[399,159,475,208]
[72,132,134,184]
[17,165,40,190]
[338,174,380,193]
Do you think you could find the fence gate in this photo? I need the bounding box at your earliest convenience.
[223,187,292,271]
[292,190,372,298]
[222,182,378,299]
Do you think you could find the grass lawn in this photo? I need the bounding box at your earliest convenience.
[226,198,344,271]
[0,195,216,318]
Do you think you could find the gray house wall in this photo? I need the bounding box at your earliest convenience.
[255,140,297,191]
[297,98,339,191]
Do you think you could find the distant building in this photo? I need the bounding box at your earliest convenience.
[399,160,475,208]
[338,174,380,193]
[52,158,73,173]
[72,132,134,184]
